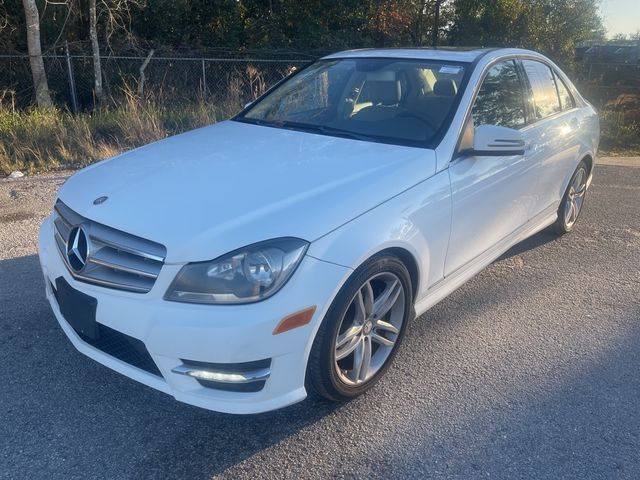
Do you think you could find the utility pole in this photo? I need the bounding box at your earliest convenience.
[432,0,441,47]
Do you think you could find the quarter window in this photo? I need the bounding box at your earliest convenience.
[522,60,562,119]
[554,73,575,110]
[471,60,526,130]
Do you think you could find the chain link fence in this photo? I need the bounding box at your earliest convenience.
[3,53,637,113]
[0,53,311,111]
[1,53,638,151]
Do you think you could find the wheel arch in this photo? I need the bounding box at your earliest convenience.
[582,153,594,178]
[377,246,420,301]
[309,234,430,306]
[558,151,595,202]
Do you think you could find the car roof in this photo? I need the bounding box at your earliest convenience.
[322,47,536,63]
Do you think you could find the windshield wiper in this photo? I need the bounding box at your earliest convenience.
[278,121,374,142]
[235,117,271,127]
[236,118,374,142]
[314,125,374,142]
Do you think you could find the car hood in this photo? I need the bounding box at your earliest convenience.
[58,120,437,263]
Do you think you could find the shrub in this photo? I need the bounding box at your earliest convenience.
[599,106,640,155]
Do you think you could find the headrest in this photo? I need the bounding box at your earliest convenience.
[365,80,401,106]
[434,79,457,97]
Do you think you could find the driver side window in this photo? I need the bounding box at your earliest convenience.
[472,60,526,130]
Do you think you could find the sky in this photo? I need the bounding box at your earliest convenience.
[600,0,640,37]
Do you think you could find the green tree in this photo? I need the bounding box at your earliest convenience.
[448,0,605,68]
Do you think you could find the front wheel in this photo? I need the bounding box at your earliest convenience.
[306,254,413,402]
[553,160,588,235]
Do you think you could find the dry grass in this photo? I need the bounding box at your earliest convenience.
[2,86,638,176]
[0,91,238,175]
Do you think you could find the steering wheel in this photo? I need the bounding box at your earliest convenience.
[396,111,438,131]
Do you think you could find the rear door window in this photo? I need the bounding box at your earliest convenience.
[522,60,562,119]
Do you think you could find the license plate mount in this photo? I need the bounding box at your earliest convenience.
[54,277,99,340]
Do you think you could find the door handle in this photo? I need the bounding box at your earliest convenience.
[560,118,578,135]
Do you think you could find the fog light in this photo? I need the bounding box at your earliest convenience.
[172,364,270,384]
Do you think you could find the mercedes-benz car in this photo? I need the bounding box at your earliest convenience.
[38,48,599,414]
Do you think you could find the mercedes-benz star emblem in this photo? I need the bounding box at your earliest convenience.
[93,196,108,205]
[66,226,90,272]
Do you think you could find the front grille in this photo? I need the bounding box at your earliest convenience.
[53,200,166,293]
[51,281,162,377]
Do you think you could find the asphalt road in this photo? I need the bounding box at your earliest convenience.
[1,161,639,479]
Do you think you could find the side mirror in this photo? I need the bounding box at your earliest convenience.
[471,124,525,156]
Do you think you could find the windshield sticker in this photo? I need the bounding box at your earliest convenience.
[439,66,462,74]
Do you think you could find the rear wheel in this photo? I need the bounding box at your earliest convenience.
[553,160,588,235]
[307,254,413,401]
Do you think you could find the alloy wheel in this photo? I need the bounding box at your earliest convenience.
[333,272,406,385]
[564,167,587,228]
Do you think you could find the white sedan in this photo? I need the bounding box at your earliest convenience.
[38,48,599,414]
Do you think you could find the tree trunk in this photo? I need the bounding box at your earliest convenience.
[432,0,441,47]
[21,0,52,107]
[414,1,430,46]
[89,0,103,104]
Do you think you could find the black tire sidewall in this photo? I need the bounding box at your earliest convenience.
[307,254,413,401]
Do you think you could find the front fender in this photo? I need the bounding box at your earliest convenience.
[307,170,452,301]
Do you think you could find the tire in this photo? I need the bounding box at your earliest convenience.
[306,253,413,402]
[553,160,589,236]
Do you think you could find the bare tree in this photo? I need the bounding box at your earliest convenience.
[21,0,53,107]
[89,0,104,103]
[87,0,143,105]
[100,0,142,47]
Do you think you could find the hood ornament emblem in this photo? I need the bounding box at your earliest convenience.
[93,196,108,205]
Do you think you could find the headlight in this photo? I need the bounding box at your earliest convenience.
[164,238,309,304]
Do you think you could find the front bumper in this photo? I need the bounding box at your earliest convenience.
[38,215,350,414]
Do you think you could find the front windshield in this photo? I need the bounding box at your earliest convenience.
[237,58,467,146]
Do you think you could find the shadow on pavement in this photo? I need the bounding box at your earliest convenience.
[498,226,558,262]
[0,254,342,478]
[373,311,640,478]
